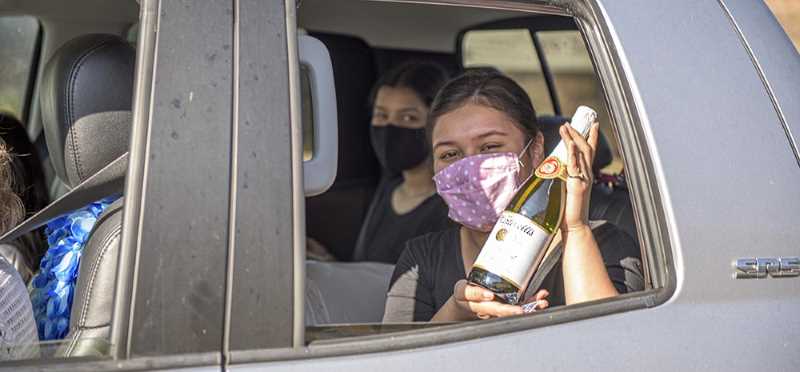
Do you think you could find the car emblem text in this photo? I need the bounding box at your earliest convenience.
[733,257,800,279]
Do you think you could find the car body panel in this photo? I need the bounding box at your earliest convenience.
[1,0,798,370]
[721,0,800,165]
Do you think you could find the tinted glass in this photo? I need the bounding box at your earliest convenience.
[462,29,555,115]
[0,16,39,121]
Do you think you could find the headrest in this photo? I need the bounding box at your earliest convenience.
[537,115,612,173]
[40,34,135,188]
[309,32,378,181]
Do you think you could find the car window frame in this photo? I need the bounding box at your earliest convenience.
[228,0,676,365]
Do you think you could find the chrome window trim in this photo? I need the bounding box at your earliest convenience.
[223,0,242,359]
[576,0,676,294]
[286,0,307,349]
[111,0,159,359]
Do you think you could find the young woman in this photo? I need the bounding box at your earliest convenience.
[383,69,644,322]
[350,62,454,264]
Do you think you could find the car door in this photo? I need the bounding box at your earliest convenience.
[226,0,800,371]
[4,0,251,369]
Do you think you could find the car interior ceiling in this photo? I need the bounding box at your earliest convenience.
[0,0,638,336]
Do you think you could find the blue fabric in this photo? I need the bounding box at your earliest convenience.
[29,195,120,341]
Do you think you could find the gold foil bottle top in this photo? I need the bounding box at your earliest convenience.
[535,106,597,180]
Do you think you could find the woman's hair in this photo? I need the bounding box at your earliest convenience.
[427,68,539,140]
[0,142,24,235]
[369,61,450,108]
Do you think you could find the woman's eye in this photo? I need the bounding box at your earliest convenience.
[438,150,458,161]
[401,114,419,123]
[480,143,502,153]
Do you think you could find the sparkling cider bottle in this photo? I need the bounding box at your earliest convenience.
[467,106,597,304]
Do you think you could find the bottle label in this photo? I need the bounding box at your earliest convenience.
[534,155,565,180]
[473,211,551,288]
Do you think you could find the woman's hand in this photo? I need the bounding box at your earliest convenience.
[450,280,549,320]
[559,122,600,232]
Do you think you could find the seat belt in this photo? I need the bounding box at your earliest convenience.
[0,153,128,244]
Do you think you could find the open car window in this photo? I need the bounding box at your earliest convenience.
[289,1,665,350]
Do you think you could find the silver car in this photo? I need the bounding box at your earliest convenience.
[0,0,797,370]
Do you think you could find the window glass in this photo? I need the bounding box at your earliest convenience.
[462,29,555,115]
[301,64,315,161]
[0,16,40,121]
[537,30,622,173]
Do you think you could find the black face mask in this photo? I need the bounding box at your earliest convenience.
[370,125,430,173]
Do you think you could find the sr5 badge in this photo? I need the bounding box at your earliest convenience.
[733,257,800,279]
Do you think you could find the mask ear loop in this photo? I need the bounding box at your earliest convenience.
[517,138,534,163]
[515,138,536,188]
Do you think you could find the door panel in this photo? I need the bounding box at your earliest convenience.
[228,0,295,351]
[127,0,233,356]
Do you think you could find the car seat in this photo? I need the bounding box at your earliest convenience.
[35,33,133,355]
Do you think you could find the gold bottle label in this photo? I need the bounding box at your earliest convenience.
[534,155,565,180]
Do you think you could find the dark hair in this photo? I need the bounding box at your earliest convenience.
[369,61,450,108]
[0,142,24,235]
[427,68,539,140]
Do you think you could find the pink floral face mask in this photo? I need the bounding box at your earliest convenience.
[433,141,532,232]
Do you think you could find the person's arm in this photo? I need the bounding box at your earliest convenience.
[561,226,618,304]
[559,123,619,305]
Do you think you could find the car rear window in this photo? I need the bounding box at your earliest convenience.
[0,16,40,122]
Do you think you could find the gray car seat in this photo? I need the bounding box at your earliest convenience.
[37,34,134,356]
[305,261,394,325]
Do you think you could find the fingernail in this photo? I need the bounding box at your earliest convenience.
[483,291,494,300]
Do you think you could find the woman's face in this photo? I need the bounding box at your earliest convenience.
[371,86,428,129]
[431,103,544,177]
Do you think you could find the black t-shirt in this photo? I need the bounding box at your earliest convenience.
[383,223,644,322]
[353,177,453,264]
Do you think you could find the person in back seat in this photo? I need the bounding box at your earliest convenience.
[349,62,454,264]
[383,69,644,322]
[0,142,39,359]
